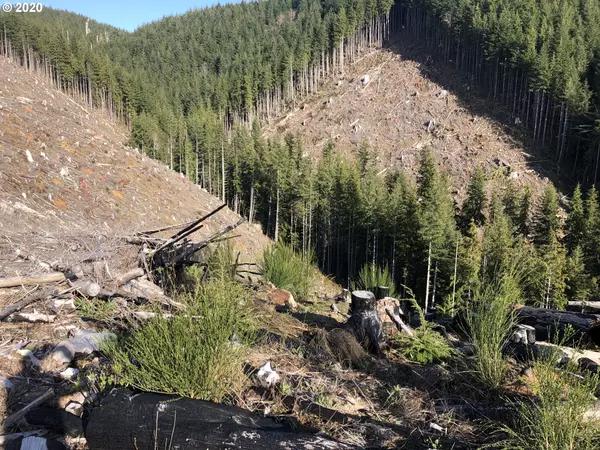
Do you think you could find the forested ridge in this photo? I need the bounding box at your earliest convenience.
[393,0,600,181]
[3,0,600,310]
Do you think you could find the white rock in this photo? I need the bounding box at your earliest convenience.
[255,361,280,388]
[361,74,370,85]
[25,150,34,163]
[60,368,79,380]
[65,401,84,417]
[49,330,115,365]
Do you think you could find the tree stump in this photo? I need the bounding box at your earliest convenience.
[375,286,389,300]
[347,290,382,354]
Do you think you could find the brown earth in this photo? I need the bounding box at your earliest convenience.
[264,38,555,200]
[0,55,272,437]
[0,56,270,277]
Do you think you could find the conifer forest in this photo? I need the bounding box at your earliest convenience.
[2,0,600,310]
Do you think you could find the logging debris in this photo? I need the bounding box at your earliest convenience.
[0,204,246,323]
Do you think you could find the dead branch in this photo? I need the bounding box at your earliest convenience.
[0,288,64,321]
[10,312,56,323]
[385,306,414,336]
[116,267,145,285]
[135,220,197,236]
[0,272,65,288]
[154,203,227,254]
[0,388,54,432]
[70,279,101,297]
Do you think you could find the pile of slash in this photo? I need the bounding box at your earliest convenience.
[0,204,248,449]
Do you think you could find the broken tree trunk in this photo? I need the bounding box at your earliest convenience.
[385,306,414,336]
[85,388,357,449]
[567,301,600,313]
[0,272,65,288]
[514,306,600,346]
[347,290,382,354]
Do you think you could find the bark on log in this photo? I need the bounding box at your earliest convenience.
[347,290,382,354]
[85,388,357,449]
[115,268,145,285]
[514,306,600,346]
[0,272,65,288]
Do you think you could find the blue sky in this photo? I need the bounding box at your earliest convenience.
[45,0,234,31]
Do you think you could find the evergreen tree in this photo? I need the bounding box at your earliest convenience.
[461,166,487,228]
[584,186,600,275]
[565,184,585,253]
[532,185,560,246]
[566,246,597,303]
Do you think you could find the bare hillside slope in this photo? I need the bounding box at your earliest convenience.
[0,56,269,276]
[264,40,552,198]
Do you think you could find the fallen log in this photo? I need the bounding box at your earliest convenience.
[567,301,600,313]
[9,313,56,323]
[0,272,65,288]
[85,388,357,449]
[514,306,600,346]
[115,267,145,285]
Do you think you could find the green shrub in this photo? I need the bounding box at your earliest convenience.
[260,243,315,299]
[351,263,396,297]
[104,276,253,402]
[393,327,455,365]
[464,273,519,389]
[499,342,600,449]
[76,298,117,322]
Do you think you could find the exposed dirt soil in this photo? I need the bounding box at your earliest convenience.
[264,38,554,200]
[0,56,270,278]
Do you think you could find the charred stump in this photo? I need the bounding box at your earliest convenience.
[346,290,382,354]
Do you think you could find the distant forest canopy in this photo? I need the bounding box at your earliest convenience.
[393,0,600,182]
[1,0,599,181]
[3,0,600,306]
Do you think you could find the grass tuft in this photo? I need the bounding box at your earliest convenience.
[351,263,396,297]
[499,339,600,449]
[104,270,253,402]
[260,242,315,300]
[464,273,519,389]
